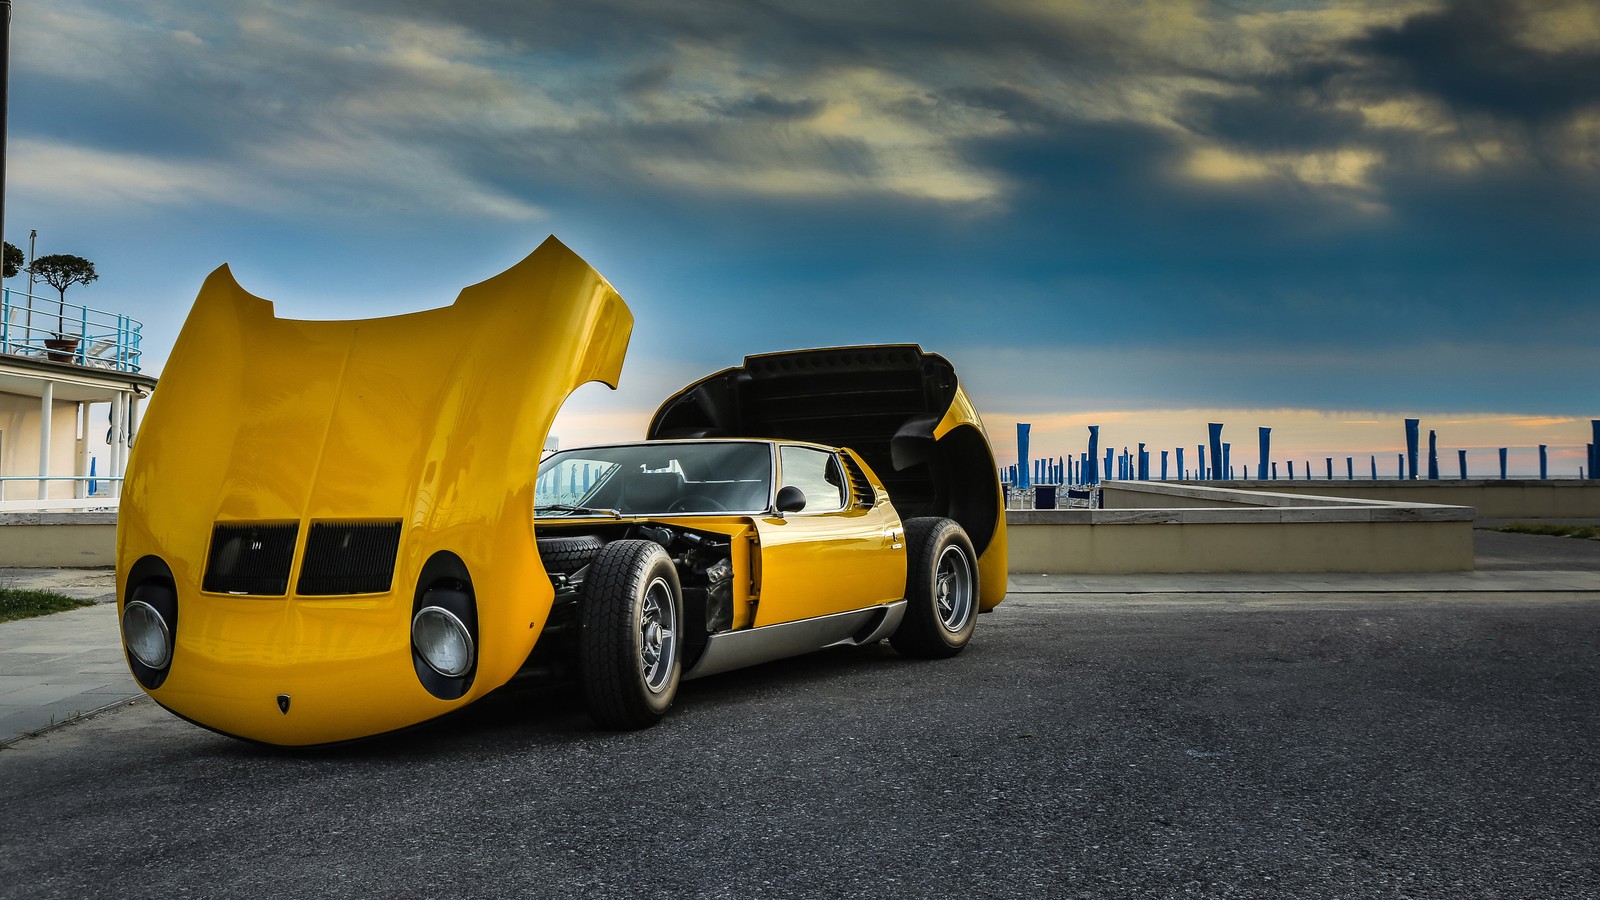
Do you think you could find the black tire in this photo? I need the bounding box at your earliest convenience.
[578,540,683,729]
[537,534,605,573]
[890,517,978,659]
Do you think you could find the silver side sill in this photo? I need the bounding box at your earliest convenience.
[684,601,907,681]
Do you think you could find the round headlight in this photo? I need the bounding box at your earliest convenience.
[122,600,172,670]
[412,606,474,677]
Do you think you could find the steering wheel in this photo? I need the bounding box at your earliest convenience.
[668,495,728,512]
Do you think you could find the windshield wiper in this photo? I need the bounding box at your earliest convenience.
[535,504,622,518]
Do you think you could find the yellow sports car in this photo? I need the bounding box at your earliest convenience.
[116,238,1006,746]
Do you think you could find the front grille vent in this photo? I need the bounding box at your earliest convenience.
[203,523,299,596]
[296,521,403,596]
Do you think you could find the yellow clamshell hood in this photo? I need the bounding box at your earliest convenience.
[117,236,632,745]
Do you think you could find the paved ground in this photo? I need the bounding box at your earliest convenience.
[3,531,1599,746]
[0,531,1597,897]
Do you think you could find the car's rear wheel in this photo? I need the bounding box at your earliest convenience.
[578,539,683,729]
[890,517,977,659]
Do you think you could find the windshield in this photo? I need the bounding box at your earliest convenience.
[536,442,773,516]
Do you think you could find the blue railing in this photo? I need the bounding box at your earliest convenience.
[0,287,143,373]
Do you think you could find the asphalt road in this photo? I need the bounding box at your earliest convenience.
[3,591,1598,899]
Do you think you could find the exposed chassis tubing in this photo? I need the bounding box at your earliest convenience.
[117,237,633,746]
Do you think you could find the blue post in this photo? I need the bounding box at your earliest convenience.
[1427,430,1439,480]
[1104,448,1113,482]
[1161,450,1169,481]
[1079,453,1088,485]
[1137,443,1148,480]
[1326,457,1333,480]
[1271,461,1278,479]
[1346,457,1353,480]
[1086,426,1100,486]
[1397,453,1404,479]
[1176,447,1185,481]
[1288,460,1295,480]
[1208,424,1224,483]
[1404,418,1420,480]
[1222,442,1231,481]
[1589,443,1597,480]
[1197,445,1207,481]
[1592,420,1600,478]
[1539,445,1548,480]
[1370,455,1377,480]
[1258,427,1270,480]
[1017,423,1032,490]
[1458,449,1467,479]
[1499,448,1508,480]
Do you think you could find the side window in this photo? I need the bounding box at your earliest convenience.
[778,446,846,513]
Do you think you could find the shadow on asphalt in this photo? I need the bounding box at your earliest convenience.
[196,640,913,760]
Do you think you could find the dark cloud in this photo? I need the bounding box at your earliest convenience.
[705,92,823,121]
[1177,89,1366,153]
[16,0,1600,415]
[1347,0,1600,126]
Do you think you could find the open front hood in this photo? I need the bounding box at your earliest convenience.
[116,236,632,744]
[127,235,631,557]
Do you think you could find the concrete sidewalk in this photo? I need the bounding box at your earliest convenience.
[5,536,1600,746]
[0,568,128,747]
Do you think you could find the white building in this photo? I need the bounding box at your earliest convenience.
[1,289,156,510]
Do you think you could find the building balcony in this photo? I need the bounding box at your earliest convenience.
[1,287,143,373]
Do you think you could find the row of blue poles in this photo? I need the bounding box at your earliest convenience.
[1004,419,1600,486]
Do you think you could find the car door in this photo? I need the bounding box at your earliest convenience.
[750,444,905,627]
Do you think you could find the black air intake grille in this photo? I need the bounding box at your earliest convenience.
[843,456,876,507]
[203,523,299,596]
[297,521,403,596]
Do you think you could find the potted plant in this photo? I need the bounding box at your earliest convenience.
[27,253,98,363]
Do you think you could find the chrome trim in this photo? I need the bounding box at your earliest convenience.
[935,544,975,633]
[639,575,678,693]
[684,601,907,681]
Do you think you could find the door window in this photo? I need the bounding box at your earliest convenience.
[778,446,846,513]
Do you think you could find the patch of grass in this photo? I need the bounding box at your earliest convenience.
[1489,523,1600,541]
[0,588,97,623]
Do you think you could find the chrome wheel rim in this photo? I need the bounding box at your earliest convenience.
[639,576,677,693]
[934,544,974,634]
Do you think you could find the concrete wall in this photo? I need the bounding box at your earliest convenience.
[1008,514,1473,574]
[1007,481,1475,574]
[1186,480,1600,520]
[0,395,82,501]
[0,513,116,566]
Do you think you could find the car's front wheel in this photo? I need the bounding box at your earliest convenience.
[578,539,683,729]
[890,517,978,659]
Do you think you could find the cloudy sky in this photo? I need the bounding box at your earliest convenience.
[7,0,1599,475]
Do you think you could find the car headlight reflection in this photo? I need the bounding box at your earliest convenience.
[412,606,475,677]
[122,600,173,670]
